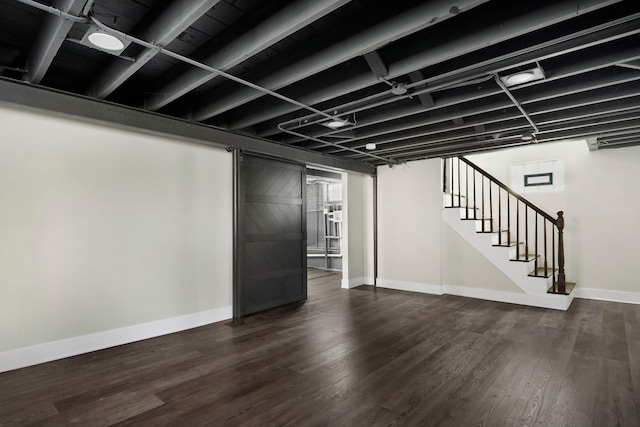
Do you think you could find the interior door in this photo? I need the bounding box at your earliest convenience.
[237,153,307,316]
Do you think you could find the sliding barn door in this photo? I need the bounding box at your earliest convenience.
[237,153,307,317]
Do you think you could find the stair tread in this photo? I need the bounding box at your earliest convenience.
[548,281,576,295]
[492,241,522,247]
[477,228,508,233]
[510,254,539,262]
[461,216,490,221]
[528,267,557,278]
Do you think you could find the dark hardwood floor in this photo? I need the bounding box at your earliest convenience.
[1,269,639,426]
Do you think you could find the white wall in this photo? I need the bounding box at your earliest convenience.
[0,105,232,369]
[376,160,442,293]
[468,140,640,298]
[341,172,373,288]
[371,139,640,305]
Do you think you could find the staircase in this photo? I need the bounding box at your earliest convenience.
[442,157,575,310]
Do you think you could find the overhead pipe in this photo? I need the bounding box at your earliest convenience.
[14,0,89,22]
[231,0,630,134]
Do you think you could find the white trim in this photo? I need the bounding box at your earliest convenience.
[0,306,232,373]
[573,288,640,305]
[443,284,572,311]
[376,279,443,295]
[341,276,372,289]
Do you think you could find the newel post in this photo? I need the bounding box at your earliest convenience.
[556,211,566,294]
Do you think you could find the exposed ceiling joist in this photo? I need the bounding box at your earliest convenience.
[90,0,221,99]
[144,0,349,111]
[25,0,87,84]
[188,0,490,122]
[234,0,625,136]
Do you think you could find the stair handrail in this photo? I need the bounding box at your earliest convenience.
[446,156,566,294]
[457,157,556,225]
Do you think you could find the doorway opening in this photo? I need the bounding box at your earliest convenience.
[306,168,343,272]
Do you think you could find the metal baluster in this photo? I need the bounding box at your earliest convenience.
[516,200,520,258]
[465,162,469,218]
[535,213,538,269]
[481,175,485,231]
[498,188,502,245]
[489,181,493,232]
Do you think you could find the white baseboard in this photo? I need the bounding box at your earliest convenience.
[0,306,232,373]
[376,279,443,295]
[573,288,640,305]
[443,284,572,311]
[341,276,372,289]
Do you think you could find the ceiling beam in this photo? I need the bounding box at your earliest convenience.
[188,0,490,122]
[90,0,221,99]
[291,40,640,149]
[0,78,374,175]
[143,0,350,112]
[25,0,88,84]
[227,0,624,134]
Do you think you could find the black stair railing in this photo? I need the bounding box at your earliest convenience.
[443,156,566,294]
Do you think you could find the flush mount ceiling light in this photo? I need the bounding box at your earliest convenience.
[321,112,354,129]
[500,64,546,87]
[88,32,124,51]
[324,119,349,129]
[365,143,377,150]
[80,25,131,55]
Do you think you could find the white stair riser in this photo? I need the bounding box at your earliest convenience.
[443,208,568,302]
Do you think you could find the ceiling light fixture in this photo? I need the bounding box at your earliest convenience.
[500,63,546,88]
[324,119,348,129]
[87,32,125,51]
[506,71,535,85]
[365,143,377,150]
[79,25,131,55]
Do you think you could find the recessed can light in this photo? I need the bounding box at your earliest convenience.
[88,32,125,51]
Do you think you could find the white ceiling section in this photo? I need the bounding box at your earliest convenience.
[1,0,639,168]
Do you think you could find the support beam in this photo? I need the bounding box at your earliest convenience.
[144,0,349,111]
[363,51,388,78]
[409,71,435,108]
[90,0,221,99]
[0,78,374,175]
[189,0,490,122]
[25,0,87,84]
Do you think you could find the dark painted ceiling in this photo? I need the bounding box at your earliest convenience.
[1,0,640,167]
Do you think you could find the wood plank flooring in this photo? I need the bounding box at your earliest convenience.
[1,268,639,426]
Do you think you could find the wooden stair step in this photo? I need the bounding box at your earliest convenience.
[477,228,508,234]
[547,281,576,295]
[510,254,539,262]
[528,267,557,278]
[492,241,521,247]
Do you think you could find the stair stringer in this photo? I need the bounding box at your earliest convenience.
[443,208,574,310]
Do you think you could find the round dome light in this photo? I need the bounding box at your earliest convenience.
[325,119,347,128]
[88,32,125,51]
[506,71,535,86]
